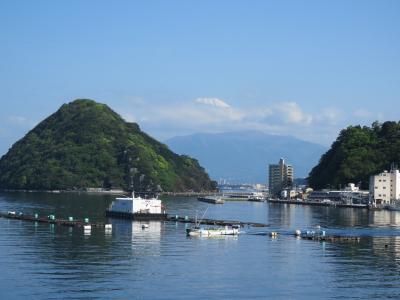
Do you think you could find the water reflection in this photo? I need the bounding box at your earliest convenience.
[3,192,400,299]
[111,219,162,256]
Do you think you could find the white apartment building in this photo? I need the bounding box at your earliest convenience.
[268,158,294,197]
[369,168,400,205]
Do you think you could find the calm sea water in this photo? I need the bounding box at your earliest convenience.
[1,192,400,299]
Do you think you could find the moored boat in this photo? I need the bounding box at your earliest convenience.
[186,225,240,237]
[106,192,167,220]
[248,194,266,202]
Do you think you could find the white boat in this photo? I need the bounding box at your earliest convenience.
[197,196,225,204]
[186,225,240,237]
[106,192,167,220]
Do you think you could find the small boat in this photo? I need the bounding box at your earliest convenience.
[222,191,265,201]
[186,207,239,237]
[186,225,240,237]
[248,195,265,202]
[197,196,225,204]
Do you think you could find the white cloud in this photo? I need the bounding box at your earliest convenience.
[195,97,231,108]
[122,113,136,123]
[314,107,342,125]
[116,97,346,145]
[274,102,313,124]
[154,99,244,126]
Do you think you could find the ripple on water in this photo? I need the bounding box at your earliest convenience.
[2,193,400,299]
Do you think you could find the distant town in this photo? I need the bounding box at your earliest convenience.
[217,157,400,210]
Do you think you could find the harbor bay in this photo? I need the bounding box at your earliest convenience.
[2,192,400,299]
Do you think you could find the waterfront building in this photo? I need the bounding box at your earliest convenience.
[369,167,400,205]
[268,158,294,197]
[280,189,298,199]
[307,183,369,205]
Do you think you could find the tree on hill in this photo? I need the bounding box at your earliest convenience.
[0,99,217,192]
[308,121,400,190]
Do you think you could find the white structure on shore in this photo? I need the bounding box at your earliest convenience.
[268,158,294,197]
[307,183,369,205]
[369,167,400,205]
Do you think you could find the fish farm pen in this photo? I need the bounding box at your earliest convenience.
[0,211,379,244]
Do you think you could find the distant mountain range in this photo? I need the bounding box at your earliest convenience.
[166,131,327,183]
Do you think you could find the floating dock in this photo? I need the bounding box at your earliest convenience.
[0,212,372,243]
[0,211,269,228]
[197,196,225,204]
[166,215,268,227]
[0,212,107,228]
[300,234,361,243]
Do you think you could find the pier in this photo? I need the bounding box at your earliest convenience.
[267,198,368,209]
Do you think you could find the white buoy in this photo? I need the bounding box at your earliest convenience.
[295,229,301,236]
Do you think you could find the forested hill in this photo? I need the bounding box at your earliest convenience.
[0,99,216,192]
[308,121,400,190]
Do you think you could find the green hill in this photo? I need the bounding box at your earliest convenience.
[0,99,216,192]
[308,121,400,190]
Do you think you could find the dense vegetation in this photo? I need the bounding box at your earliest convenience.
[0,99,217,192]
[308,121,400,190]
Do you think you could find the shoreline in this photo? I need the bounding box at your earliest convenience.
[267,198,369,209]
[0,189,216,196]
[0,189,126,195]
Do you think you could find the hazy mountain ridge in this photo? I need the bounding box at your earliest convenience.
[166,131,327,183]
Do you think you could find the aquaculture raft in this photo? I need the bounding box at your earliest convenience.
[0,212,106,228]
[0,211,269,228]
[166,215,268,227]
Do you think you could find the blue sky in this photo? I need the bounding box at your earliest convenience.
[0,0,399,155]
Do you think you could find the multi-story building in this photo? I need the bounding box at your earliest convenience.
[369,167,400,205]
[268,158,294,197]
